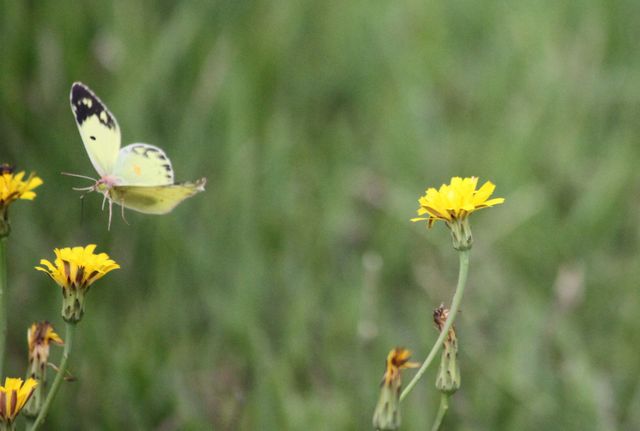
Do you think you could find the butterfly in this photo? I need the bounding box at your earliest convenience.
[68,82,206,229]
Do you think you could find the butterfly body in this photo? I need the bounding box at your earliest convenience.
[69,82,205,227]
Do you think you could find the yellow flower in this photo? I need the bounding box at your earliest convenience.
[23,322,64,419]
[35,245,119,322]
[0,165,43,237]
[27,321,63,374]
[0,377,37,426]
[372,348,419,430]
[412,176,504,226]
[0,167,43,205]
[380,348,420,387]
[36,245,119,290]
[412,176,504,250]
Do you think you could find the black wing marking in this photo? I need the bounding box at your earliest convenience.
[70,82,118,130]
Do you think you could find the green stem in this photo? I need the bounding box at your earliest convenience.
[430,393,450,431]
[400,249,470,401]
[29,322,76,431]
[0,237,7,375]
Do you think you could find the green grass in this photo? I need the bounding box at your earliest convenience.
[2,0,640,429]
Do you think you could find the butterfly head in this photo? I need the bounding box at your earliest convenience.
[95,175,119,192]
[62,172,118,195]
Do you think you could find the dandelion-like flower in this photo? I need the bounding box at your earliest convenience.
[372,348,419,431]
[27,321,63,375]
[412,176,504,250]
[36,245,119,322]
[23,322,64,419]
[0,377,37,430]
[0,165,43,237]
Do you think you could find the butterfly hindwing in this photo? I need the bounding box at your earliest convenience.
[109,179,207,214]
[113,143,174,186]
[70,82,121,176]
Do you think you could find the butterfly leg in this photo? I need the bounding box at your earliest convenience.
[101,193,108,211]
[120,199,129,225]
[107,199,113,231]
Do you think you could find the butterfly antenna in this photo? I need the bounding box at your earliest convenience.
[61,172,98,182]
[73,185,95,192]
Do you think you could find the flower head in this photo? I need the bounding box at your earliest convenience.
[0,165,43,237]
[27,321,63,375]
[372,348,419,430]
[380,348,420,387]
[412,177,504,250]
[36,245,119,322]
[0,378,37,426]
[0,166,42,204]
[23,322,64,419]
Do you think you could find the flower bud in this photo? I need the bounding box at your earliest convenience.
[372,348,419,430]
[433,305,460,394]
[22,322,63,418]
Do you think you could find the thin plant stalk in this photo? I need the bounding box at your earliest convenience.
[29,322,76,431]
[400,249,470,401]
[0,237,7,375]
[430,393,450,431]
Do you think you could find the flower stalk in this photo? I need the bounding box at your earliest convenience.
[0,166,43,375]
[29,322,75,431]
[0,238,6,376]
[400,249,469,401]
[430,393,450,431]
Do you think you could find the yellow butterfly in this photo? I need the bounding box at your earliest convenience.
[68,82,206,228]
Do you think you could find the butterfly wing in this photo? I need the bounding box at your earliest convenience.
[109,179,206,214]
[70,82,121,176]
[112,143,174,186]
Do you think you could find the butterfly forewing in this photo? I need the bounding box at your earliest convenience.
[113,143,174,186]
[70,82,121,177]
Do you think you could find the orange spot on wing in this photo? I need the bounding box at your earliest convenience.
[133,165,142,176]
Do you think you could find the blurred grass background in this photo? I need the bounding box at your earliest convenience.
[2,0,640,429]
